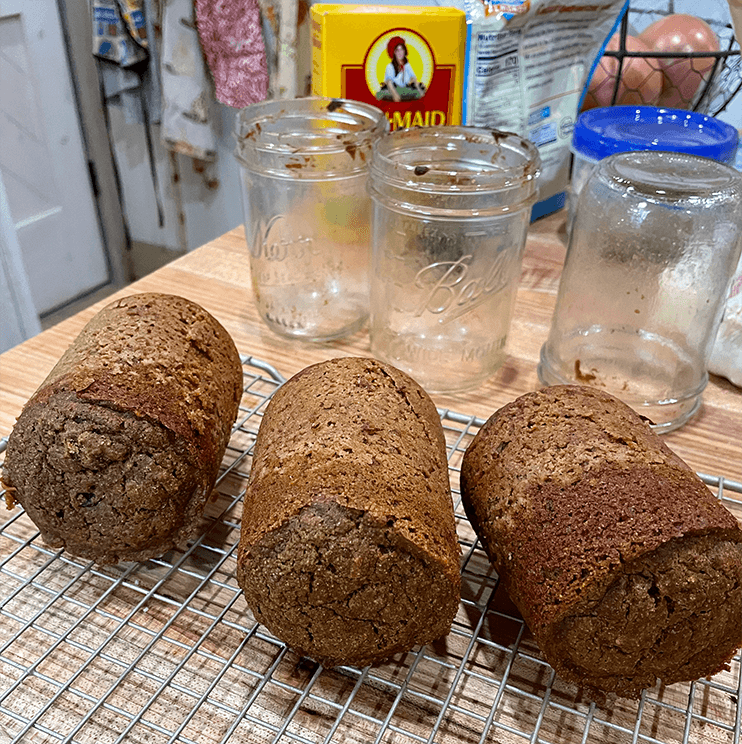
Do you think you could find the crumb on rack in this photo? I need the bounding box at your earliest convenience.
[2,481,18,510]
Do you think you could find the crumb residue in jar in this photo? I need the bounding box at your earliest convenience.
[414,165,430,176]
[574,359,597,383]
[285,157,311,169]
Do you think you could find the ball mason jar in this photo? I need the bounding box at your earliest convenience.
[235,98,388,341]
[539,150,742,432]
[368,127,541,393]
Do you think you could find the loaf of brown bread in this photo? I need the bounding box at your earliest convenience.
[460,385,742,699]
[2,293,243,564]
[237,357,460,668]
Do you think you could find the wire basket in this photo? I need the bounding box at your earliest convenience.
[583,0,741,116]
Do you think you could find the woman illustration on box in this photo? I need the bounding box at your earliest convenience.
[377,36,425,102]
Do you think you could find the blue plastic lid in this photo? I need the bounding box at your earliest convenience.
[571,106,739,165]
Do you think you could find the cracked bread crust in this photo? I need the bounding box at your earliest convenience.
[239,502,457,668]
[460,385,742,698]
[546,534,742,697]
[5,395,200,562]
[2,293,243,564]
[237,357,460,668]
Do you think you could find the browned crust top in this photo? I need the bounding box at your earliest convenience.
[18,293,243,470]
[238,357,460,589]
[460,385,742,630]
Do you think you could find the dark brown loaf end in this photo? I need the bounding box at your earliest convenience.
[237,357,460,668]
[2,293,243,564]
[460,385,742,699]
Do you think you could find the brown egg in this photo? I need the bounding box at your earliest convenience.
[639,14,719,109]
[583,33,663,110]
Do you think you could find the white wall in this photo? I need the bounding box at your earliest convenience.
[0,170,42,352]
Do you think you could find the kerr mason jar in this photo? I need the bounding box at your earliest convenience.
[368,127,541,393]
[235,98,388,341]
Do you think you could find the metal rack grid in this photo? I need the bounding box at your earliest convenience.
[1,355,740,744]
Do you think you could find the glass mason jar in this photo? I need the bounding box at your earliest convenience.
[368,127,541,393]
[539,150,742,432]
[567,106,739,238]
[235,98,388,341]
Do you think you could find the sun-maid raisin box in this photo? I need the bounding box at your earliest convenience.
[311,4,467,131]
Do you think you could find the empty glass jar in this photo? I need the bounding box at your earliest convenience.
[539,150,742,432]
[235,98,388,341]
[568,106,739,237]
[368,126,541,393]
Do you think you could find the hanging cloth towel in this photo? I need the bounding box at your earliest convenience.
[92,0,161,125]
[257,0,300,99]
[160,0,217,161]
[92,0,147,117]
[194,0,269,108]
[92,0,165,226]
[92,0,148,68]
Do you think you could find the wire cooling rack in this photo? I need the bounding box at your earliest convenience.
[1,355,741,744]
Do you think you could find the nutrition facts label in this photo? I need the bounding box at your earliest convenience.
[471,28,524,131]
[463,0,625,203]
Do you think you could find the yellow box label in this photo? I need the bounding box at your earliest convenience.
[311,4,466,131]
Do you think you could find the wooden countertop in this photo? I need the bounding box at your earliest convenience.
[1,209,741,744]
[2,209,740,481]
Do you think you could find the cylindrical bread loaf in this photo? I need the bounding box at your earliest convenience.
[2,293,243,564]
[460,385,742,699]
[237,357,461,668]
